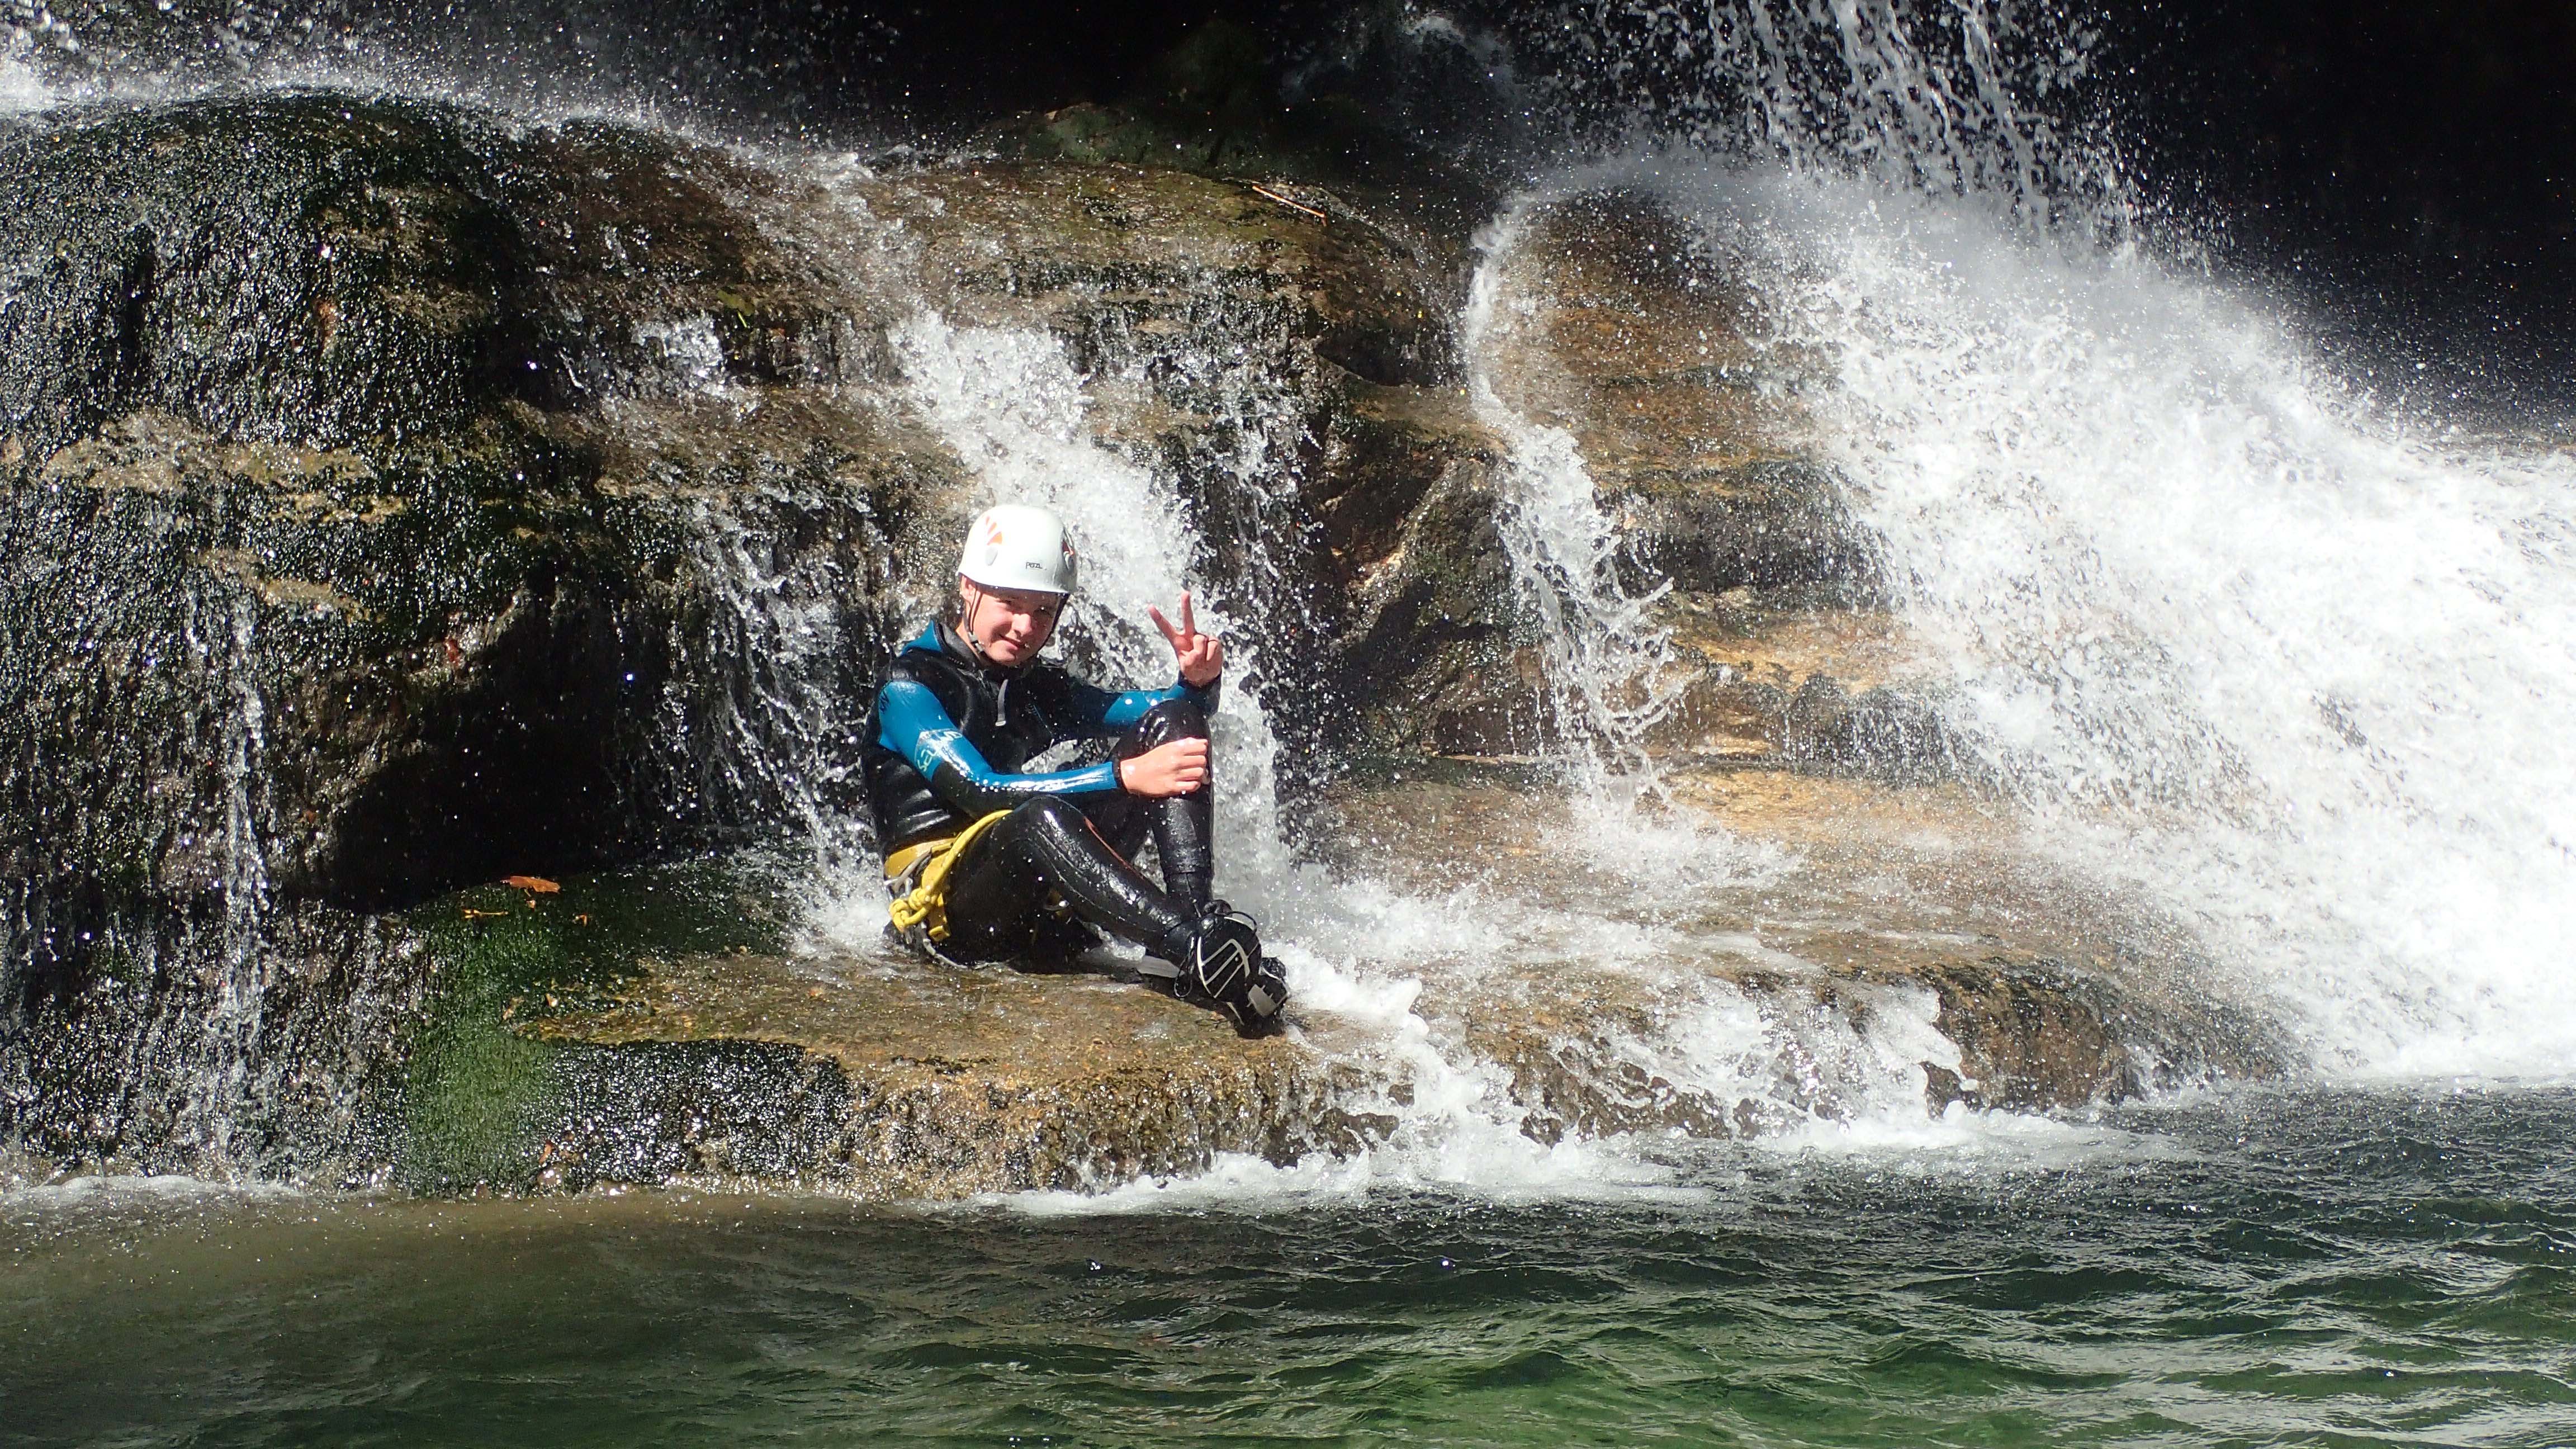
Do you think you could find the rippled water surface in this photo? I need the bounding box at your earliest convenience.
[7,1083,2573,1447]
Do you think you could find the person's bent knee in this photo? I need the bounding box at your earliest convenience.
[1135,697,1208,746]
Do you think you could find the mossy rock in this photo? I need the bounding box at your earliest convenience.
[389,855,1380,1199]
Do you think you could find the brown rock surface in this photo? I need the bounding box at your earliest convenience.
[1320,766,2278,1123]
[482,763,2279,1201]
[520,946,1391,1197]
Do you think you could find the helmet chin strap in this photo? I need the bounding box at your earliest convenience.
[953,580,979,660]
[959,581,994,666]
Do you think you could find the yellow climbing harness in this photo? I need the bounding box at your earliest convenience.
[884,810,1012,943]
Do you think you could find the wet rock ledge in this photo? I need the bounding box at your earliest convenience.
[527,952,1365,1197]
[387,808,2277,1200]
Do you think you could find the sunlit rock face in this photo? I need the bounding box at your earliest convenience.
[0,92,2275,1192]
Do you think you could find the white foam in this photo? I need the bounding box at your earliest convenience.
[1461,195,1688,783]
[1755,1098,2175,1175]
[987,1133,1696,1218]
[632,315,730,392]
[0,42,51,115]
[1,1172,304,1210]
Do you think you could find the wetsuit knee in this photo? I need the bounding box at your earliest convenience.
[1131,697,1208,749]
[943,792,1192,953]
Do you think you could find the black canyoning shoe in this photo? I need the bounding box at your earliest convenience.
[1238,954,1290,1035]
[1153,905,1290,1036]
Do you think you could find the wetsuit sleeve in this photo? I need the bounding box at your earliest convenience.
[1058,676,1221,734]
[875,678,1123,811]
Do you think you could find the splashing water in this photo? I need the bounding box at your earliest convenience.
[0,36,50,115]
[654,492,872,872]
[1523,0,2127,236]
[1460,191,1687,789]
[1616,159,2576,1082]
[1471,0,2576,1088]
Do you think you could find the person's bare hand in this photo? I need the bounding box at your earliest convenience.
[1119,737,1209,798]
[1147,591,1223,688]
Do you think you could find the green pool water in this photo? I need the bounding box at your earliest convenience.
[6,1083,2572,1447]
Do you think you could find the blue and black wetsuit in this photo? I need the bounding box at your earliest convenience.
[861,619,1219,959]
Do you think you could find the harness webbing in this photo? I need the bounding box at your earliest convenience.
[884,810,1014,943]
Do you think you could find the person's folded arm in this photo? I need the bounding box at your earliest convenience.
[877,679,1120,815]
[1063,676,1220,733]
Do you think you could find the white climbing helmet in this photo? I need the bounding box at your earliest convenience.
[956,503,1078,596]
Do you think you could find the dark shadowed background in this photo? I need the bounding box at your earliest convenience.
[13,0,2575,394]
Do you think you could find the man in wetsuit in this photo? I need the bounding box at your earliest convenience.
[861,503,1290,1035]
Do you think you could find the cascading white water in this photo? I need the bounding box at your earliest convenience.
[1459,192,1685,786]
[144,585,276,1172]
[1636,165,2576,1081]
[656,491,872,872]
[1512,0,2576,1083]
[1543,0,2123,237]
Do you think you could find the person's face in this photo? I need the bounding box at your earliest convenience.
[960,579,1063,666]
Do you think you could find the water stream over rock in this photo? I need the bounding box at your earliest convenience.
[0,1,2563,1210]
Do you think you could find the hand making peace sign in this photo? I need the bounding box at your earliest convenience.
[1147,591,1224,688]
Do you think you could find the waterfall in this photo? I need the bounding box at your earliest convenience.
[1654,167,2576,1079]
[1521,0,2125,236]
[1459,192,1685,787]
[190,588,273,1167]
[1338,0,2564,1092]
[652,490,874,875]
[1510,0,2576,1082]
